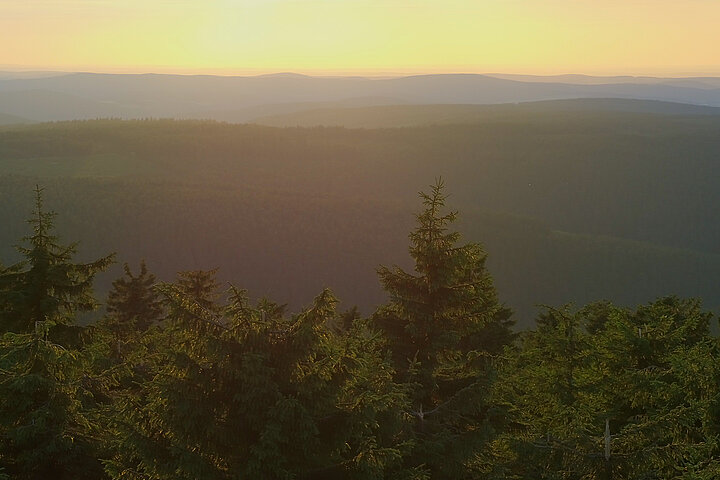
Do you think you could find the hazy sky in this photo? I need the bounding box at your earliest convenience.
[2,0,719,76]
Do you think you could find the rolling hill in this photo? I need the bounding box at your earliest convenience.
[0,111,29,125]
[2,72,720,122]
[253,99,720,128]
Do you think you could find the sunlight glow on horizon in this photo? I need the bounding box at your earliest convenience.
[2,0,720,77]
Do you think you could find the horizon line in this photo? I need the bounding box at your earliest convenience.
[2,65,720,79]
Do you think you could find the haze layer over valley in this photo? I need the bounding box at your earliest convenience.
[2,72,720,124]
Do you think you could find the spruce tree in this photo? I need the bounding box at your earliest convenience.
[106,260,163,332]
[175,268,221,313]
[0,187,113,479]
[105,286,413,480]
[0,185,114,335]
[374,179,514,478]
[95,260,164,365]
[491,305,603,479]
[493,297,720,479]
[0,330,108,480]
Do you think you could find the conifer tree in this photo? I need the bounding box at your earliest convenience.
[0,330,107,480]
[491,304,604,479]
[0,185,114,335]
[596,297,720,479]
[175,268,221,313]
[0,187,112,479]
[95,260,165,365]
[104,286,413,480]
[374,179,514,478]
[493,297,720,479]
[106,260,163,332]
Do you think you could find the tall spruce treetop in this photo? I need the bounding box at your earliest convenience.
[375,179,514,478]
[376,179,513,381]
[0,186,114,334]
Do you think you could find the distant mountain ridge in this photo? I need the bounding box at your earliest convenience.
[486,73,720,89]
[2,72,720,123]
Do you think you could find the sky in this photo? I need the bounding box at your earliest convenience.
[2,0,719,76]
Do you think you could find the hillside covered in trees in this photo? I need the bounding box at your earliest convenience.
[1,183,719,479]
[2,108,720,325]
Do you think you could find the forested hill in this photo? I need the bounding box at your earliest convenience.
[0,112,29,126]
[254,98,720,128]
[2,110,720,325]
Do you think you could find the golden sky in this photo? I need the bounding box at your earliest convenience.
[2,0,719,76]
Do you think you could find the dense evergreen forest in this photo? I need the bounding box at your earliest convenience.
[1,183,719,479]
[2,112,720,325]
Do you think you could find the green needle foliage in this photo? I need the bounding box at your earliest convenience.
[374,179,514,478]
[106,261,164,333]
[175,269,222,314]
[0,186,115,479]
[493,297,720,480]
[104,279,412,480]
[0,185,114,336]
[0,330,108,480]
[3,184,720,479]
[491,304,609,479]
